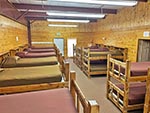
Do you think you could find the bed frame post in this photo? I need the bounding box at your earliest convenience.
[87,48,90,77]
[123,48,128,61]
[10,49,16,56]
[106,54,111,98]
[123,60,130,113]
[65,62,70,81]
[88,100,99,113]
[144,68,150,113]
[70,71,76,103]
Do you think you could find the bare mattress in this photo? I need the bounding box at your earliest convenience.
[0,65,62,87]
[0,88,77,113]
[2,56,58,68]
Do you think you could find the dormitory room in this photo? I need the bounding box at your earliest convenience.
[0,0,150,113]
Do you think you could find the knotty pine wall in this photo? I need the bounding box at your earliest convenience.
[0,15,28,53]
[31,2,150,60]
[31,21,95,57]
[92,2,150,61]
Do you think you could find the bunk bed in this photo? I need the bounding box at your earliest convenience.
[82,47,109,77]
[143,68,150,113]
[73,44,76,63]
[106,55,150,113]
[0,72,99,113]
[75,47,83,69]
[82,46,128,77]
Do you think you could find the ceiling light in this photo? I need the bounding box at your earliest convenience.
[47,12,105,18]
[51,0,138,6]
[47,19,89,23]
[48,24,78,27]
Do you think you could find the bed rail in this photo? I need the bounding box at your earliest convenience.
[144,68,150,113]
[70,71,99,113]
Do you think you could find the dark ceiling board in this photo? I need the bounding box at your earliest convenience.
[25,16,98,21]
[13,3,117,14]
[138,0,148,2]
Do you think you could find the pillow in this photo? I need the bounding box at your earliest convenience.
[15,52,26,58]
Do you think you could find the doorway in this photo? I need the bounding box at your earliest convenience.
[67,38,77,57]
[137,39,150,62]
[54,38,64,56]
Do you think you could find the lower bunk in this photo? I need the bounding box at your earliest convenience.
[0,71,99,113]
[107,55,150,113]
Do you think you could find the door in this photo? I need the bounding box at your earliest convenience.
[54,38,64,56]
[67,38,77,57]
[137,39,150,62]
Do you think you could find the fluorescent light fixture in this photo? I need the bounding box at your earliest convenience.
[48,24,78,27]
[47,12,105,18]
[51,0,138,6]
[47,19,89,23]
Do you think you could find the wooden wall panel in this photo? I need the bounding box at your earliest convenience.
[93,2,150,61]
[0,15,28,53]
[31,21,94,57]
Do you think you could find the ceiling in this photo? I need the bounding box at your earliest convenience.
[8,0,148,23]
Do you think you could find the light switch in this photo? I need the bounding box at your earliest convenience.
[143,31,150,37]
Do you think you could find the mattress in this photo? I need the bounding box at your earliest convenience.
[114,82,146,105]
[90,64,107,71]
[114,62,150,77]
[26,48,55,53]
[1,56,58,68]
[130,62,150,76]
[0,88,77,113]
[0,65,62,87]
[16,52,56,58]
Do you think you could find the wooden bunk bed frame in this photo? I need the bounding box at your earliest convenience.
[108,46,128,62]
[82,48,108,77]
[75,46,83,69]
[143,68,150,113]
[82,46,127,77]
[73,44,76,63]
[106,55,148,113]
[0,71,99,113]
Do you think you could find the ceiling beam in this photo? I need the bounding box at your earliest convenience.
[13,3,117,14]
[138,0,148,2]
[24,12,98,21]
